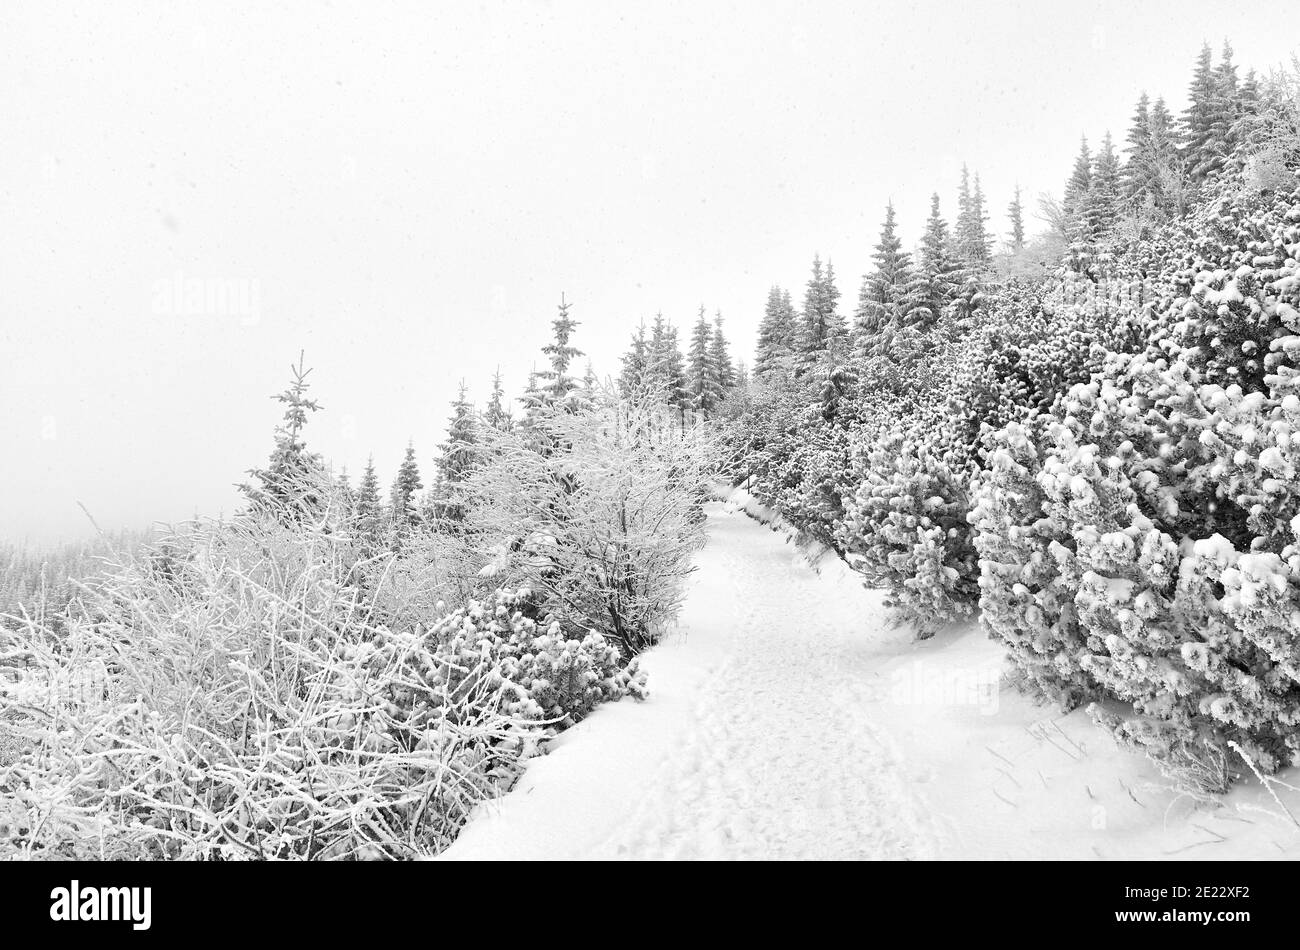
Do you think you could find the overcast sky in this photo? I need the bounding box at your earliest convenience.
[1,1,1295,544]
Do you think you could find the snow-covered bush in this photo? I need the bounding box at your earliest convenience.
[462,388,714,654]
[362,528,484,633]
[961,185,1300,787]
[1150,183,1300,391]
[760,420,855,555]
[426,588,647,730]
[921,279,1140,468]
[0,469,655,861]
[836,433,978,635]
[0,506,544,860]
[973,361,1300,782]
[968,418,1097,707]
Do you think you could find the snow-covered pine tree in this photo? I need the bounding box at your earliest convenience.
[914,193,963,330]
[389,442,424,532]
[1146,96,1186,216]
[956,163,973,248]
[335,467,355,514]
[710,310,736,390]
[970,173,993,264]
[1121,92,1153,202]
[953,166,994,267]
[1202,41,1241,181]
[1082,131,1121,240]
[432,380,477,523]
[1182,42,1224,185]
[619,320,651,398]
[824,259,843,337]
[801,253,842,355]
[648,312,690,425]
[240,352,327,522]
[537,293,583,406]
[354,454,385,547]
[1062,136,1092,241]
[854,201,920,355]
[1007,184,1026,252]
[687,305,723,419]
[577,359,599,406]
[484,368,512,431]
[519,364,546,419]
[754,285,799,377]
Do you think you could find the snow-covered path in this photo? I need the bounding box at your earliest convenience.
[585,506,937,860]
[441,497,1300,861]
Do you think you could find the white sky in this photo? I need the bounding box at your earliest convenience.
[1,1,1296,544]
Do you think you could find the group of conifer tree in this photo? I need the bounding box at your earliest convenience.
[748,41,1286,384]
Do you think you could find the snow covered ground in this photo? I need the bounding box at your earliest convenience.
[440,494,1300,860]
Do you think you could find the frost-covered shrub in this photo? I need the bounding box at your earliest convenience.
[363,528,484,632]
[974,344,1300,782]
[760,421,855,555]
[968,419,1096,707]
[426,588,647,730]
[0,460,656,862]
[836,433,978,635]
[0,510,546,861]
[962,185,1300,786]
[1151,183,1300,391]
[924,279,1141,468]
[463,388,714,654]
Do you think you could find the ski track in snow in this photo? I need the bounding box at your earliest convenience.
[586,506,938,860]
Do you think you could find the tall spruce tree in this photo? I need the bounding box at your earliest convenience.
[754,285,798,377]
[1083,132,1122,239]
[1007,184,1026,252]
[1203,41,1241,181]
[440,381,477,482]
[648,312,689,421]
[1121,92,1153,200]
[687,306,723,418]
[1063,136,1093,240]
[710,311,735,389]
[484,368,511,431]
[619,320,651,398]
[1182,42,1221,184]
[354,455,384,547]
[431,382,478,524]
[955,165,992,266]
[537,293,583,404]
[855,201,919,352]
[970,173,993,263]
[241,352,326,521]
[914,193,962,329]
[956,164,973,248]
[801,254,842,354]
[1145,96,1183,214]
[389,442,424,530]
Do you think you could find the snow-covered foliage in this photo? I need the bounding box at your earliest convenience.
[968,418,1097,706]
[969,182,1300,785]
[837,434,978,635]
[0,470,654,860]
[722,52,1300,789]
[462,387,715,654]
[427,588,647,730]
